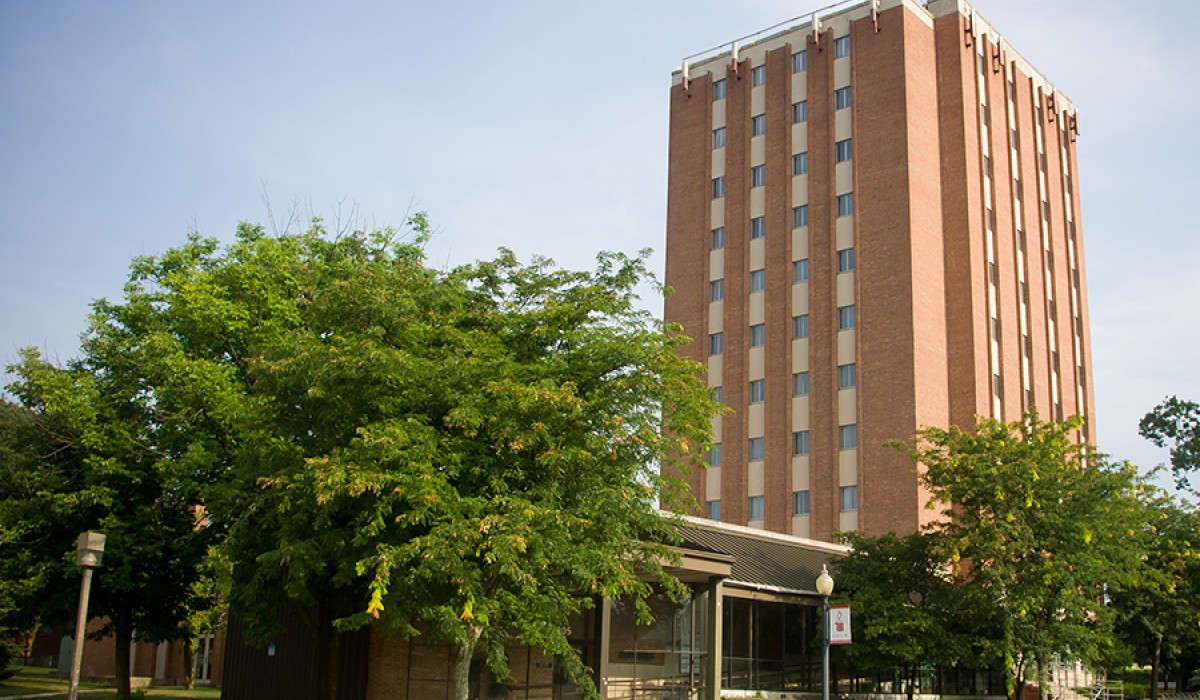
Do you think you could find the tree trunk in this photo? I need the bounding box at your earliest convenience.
[1150,634,1161,700]
[1035,654,1047,700]
[182,632,196,690]
[113,620,133,700]
[315,606,341,700]
[452,623,483,700]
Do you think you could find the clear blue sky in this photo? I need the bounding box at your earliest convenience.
[2,0,1197,490]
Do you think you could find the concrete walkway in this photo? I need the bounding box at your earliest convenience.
[3,690,108,699]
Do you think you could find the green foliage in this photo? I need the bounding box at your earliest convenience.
[1139,396,1200,490]
[77,216,719,700]
[1109,495,1200,695]
[837,531,1002,674]
[894,412,1148,694]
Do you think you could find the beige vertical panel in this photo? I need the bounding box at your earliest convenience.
[748,462,765,495]
[837,329,856,362]
[709,249,724,279]
[793,398,811,429]
[708,301,724,331]
[792,340,810,371]
[706,468,723,500]
[837,272,855,305]
[839,510,859,532]
[793,284,810,314]
[835,161,854,194]
[839,451,858,484]
[792,174,810,204]
[839,389,857,425]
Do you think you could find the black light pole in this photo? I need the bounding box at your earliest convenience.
[816,564,835,700]
[69,532,105,700]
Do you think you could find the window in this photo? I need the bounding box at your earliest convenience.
[834,35,850,59]
[750,269,766,292]
[793,371,810,397]
[710,279,724,302]
[712,177,725,199]
[837,248,855,272]
[840,485,858,511]
[792,50,807,73]
[709,332,724,355]
[793,430,810,456]
[793,205,809,228]
[711,227,725,250]
[751,114,766,136]
[838,304,856,330]
[794,490,811,516]
[749,379,765,404]
[793,314,810,339]
[792,101,808,124]
[793,152,809,175]
[748,495,765,520]
[712,386,723,403]
[750,165,765,188]
[749,437,765,461]
[793,259,810,283]
[839,363,857,389]
[835,87,852,110]
[839,424,858,450]
[836,193,854,217]
[750,216,765,239]
[706,500,721,520]
[751,65,766,86]
[750,324,765,348]
[713,78,727,101]
[713,127,726,149]
[835,138,853,162]
[707,443,722,467]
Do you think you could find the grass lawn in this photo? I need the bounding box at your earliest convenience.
[0,667,220,699]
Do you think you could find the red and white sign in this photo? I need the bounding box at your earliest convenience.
[828,604,852,645]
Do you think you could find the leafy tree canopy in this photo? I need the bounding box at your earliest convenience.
[1140,396,1200,490]
[78,215,719,700]
[894,413,1148,699]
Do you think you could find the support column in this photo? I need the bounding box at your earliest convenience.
[706,578,725,700]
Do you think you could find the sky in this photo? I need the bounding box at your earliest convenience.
[2,0,1198,493]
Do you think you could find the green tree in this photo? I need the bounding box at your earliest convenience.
[81,217,719,700]
[837,532,1003,697]
[0,358,215,699]
[1139,396,1200,490]
[895,412,1147,700]
[1111,495,1200,699]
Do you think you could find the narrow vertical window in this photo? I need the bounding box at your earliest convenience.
[709,333,724,355]
[839,425,858,450]
[840,485,858,511]
[838,363,857,389]
[751,65,766,86]
[750,269,766,292]
[706,500,721,519]
[707,443,722,467]
[748,495,765,520]
[793,152,809,175]
[750,324,765,348]
[749,437,765,461]
[793,315,810,339]
[750,165,766,188]
[793,372,810,397]
[713,127,726,149]
[794,491,811,516]
[837,248,855,272]
[749,380,765,404]
[792,50,807,73]
[710,279,724,302]
[751,114,766,136]
[793,431,811,456]
[750,217,766,239]
[711,227,725,250]
[793,205,809,229]
[712,177,725,199]
[834,36,850,59]
[712,79,727,101]
[793,259,810,283]
[835,87,852,110]
[836,193,854,217]
[792,101,808,124]
[838,305,856,330]
[836,138,853,162]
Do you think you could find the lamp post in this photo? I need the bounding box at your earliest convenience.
[816,564,835,700]
[68,532,105,700]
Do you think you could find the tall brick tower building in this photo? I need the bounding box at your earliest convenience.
[665,0,1093,542]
